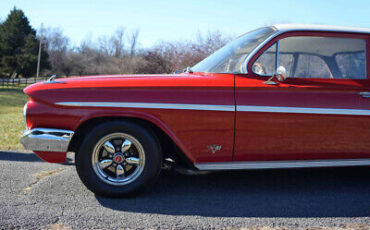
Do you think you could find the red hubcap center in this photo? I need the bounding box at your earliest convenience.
[113,155,124,163]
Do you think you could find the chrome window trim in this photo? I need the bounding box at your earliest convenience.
[250,42,278,77]
[273,24,370,34]
[56,102,235,112]
[242,29,280,74]
[275,40,280,72]
[237,105,370,116]
[195,159,370,170]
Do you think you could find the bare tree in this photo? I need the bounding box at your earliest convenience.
[98,35,114,56]
[148,30,232,73]
[43,27,69,53]
[42,27,71,76]
[135,51,171,74]
[111,27,125,58]
[128,29,139,57]
[42,26,232,76]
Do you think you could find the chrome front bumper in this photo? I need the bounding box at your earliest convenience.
[20,128,74,152]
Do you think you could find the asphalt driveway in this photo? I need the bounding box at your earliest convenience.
[0,151,369,229]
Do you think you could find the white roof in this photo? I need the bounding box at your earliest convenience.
[273,24,370,34]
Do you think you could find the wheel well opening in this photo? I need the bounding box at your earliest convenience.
[68,116,194,169]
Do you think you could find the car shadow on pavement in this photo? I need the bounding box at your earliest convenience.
[96,167,370,218]
[0,151,74,165]
[0,151,42,162]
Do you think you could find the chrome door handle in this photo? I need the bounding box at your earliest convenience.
[359,92,370,98]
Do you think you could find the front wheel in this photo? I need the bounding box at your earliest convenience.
[75,121,162,197]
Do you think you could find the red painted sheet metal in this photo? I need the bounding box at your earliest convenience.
[24,73,235,164]
[34,151,66,163]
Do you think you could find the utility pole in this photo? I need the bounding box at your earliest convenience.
[36,23,43,79]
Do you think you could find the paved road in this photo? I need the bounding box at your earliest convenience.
[0,151,369,229]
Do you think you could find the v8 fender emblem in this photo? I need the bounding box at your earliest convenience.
[207,144,222,154]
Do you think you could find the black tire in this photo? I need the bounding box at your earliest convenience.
[75,120,162,197]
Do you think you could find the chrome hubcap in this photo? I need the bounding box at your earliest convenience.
[91,133,145,186]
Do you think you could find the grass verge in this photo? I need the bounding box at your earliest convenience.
[0,86,28,150]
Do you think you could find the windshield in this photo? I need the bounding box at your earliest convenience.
[192,27,275,73]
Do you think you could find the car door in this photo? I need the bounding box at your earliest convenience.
[234,31,370,161]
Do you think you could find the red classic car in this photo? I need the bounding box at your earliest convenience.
[21,24,370,197]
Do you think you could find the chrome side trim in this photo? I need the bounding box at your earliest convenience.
[237,105,370,116]
[195,159,370,170]
[56,102,235,112]
[56,102,370,115]
[20,128,74,152]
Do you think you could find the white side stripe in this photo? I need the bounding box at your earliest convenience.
[56,102,235,112]
[237,106,370,116]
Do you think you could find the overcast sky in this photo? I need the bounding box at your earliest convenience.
[0,0,369,48]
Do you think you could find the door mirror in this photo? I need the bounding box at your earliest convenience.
[275,66,288,81]
[264,66,288,85]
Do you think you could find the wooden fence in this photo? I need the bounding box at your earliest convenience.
[0,77,49,88]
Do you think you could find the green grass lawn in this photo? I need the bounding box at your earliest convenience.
[0,87,28,150]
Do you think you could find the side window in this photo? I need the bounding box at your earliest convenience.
[279,53,294,77]
[293,54,332,78]
[252,36,367,79]
[335,52,366,79]
[252,43,276,75]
